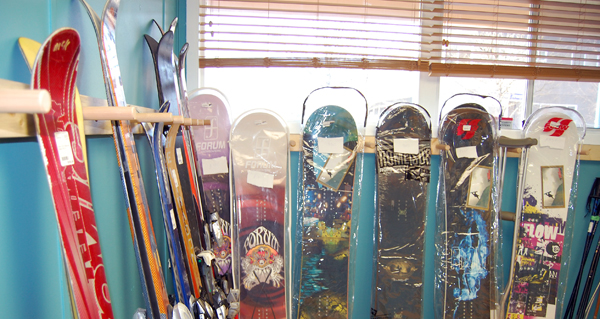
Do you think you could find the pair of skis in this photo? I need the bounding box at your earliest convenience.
[144,19,232,318]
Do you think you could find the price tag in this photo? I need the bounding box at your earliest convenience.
[318,137,344,154]
[456,146,478,158]
[540,135,565,150]
[247,170,274,188]
[176,148,184,165]
[393,138,419,154]
[54,131,74,167]
[202,156,229,175]
[170,209,177,230]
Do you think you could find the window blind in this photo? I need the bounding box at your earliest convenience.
[199,0,600,81]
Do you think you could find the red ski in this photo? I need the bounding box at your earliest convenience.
[31,28,114,319]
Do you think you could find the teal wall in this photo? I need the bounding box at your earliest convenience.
[1,1,600,319]
[0,0,185,318]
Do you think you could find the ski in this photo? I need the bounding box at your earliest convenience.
[437,96,501,319]
[298,103,359,319]
[142,101,194,308]
[78,0,170,317]
[30,28,113,319]
[230,109,289,319]
[371,103,431,318]
[564,178,600,319]
[503,107,584,319]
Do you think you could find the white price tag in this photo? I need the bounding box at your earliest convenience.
[393,138,419,154]
[176,148,184,165]
[170,169,179,188]
[456,146,478,159]
[540,135,565,150]
[247,170,274,188]
[318,137,344,154]
[54,131,74,167]
[202,156,229,175]
[170,209,177,230]
[463,125,471,131]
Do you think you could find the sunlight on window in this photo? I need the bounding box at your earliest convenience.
[202,68,420,132]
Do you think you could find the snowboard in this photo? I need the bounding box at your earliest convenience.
[438,104,498,319]
[298,105,359,319]
[78,0,171,317]
[188,88,233,285]
[372,103,431,318]
[505,108,584,319]
[30,28,113,319]
[230,110,288,319]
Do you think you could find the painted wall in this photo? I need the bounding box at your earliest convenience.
[1,1,600,319]
[0,0,185,318]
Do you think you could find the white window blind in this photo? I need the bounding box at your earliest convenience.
[199,0,600,81]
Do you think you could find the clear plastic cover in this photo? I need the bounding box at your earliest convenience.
[503,106,585,319]
[293,87,366,319]
[439,93,503,124]
[435,97,503,319]
[371,102,431,318]
[229,109,290,319]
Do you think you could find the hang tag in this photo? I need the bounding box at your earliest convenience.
[463,125,472,131]
[456,146,478,158]
[393,138,419,154]
[202,156,229,175]
[318,137,344,154]
[247,170,274,188]
[540,135,565,150]
[54,131,75,167]
[176,148,184,165]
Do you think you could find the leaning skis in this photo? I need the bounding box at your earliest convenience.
[30,28,114,319]
[78,0,170,317]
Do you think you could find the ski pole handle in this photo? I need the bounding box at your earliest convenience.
[0,88,51,114]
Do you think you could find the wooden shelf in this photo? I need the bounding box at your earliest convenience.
[3,78,599,161]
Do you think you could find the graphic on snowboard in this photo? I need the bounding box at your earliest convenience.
[371,103,431,319]
[437,95,501,319]
[504,107,585,319]
[298,104,359,319]
[188,88,233,280]
[230,110,288,319]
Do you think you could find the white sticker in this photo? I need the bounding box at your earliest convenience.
[54,131,75,167]
[456,146,478,158]
[170,169,179,188]
[202,156,229,175]
[540,135,565,150]
[318,137,344,154]
[393,138,419,154]
[170,209,177,230]
[463,125,471,132]
[247,170,274,188]
[176,148,184,165]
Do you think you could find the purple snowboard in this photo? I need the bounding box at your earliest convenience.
[188,88,233,281]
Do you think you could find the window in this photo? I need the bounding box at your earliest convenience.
[189,0,600,136]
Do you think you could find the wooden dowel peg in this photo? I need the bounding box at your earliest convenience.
[436,143,450,151]
[0,89,51,114]
[82,106,137,120]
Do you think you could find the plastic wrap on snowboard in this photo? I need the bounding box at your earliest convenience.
[435,95,503,319]
[230,109,289,319]
[504,107,585,319]
[371,102,431,318]
[295,89,366,319]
